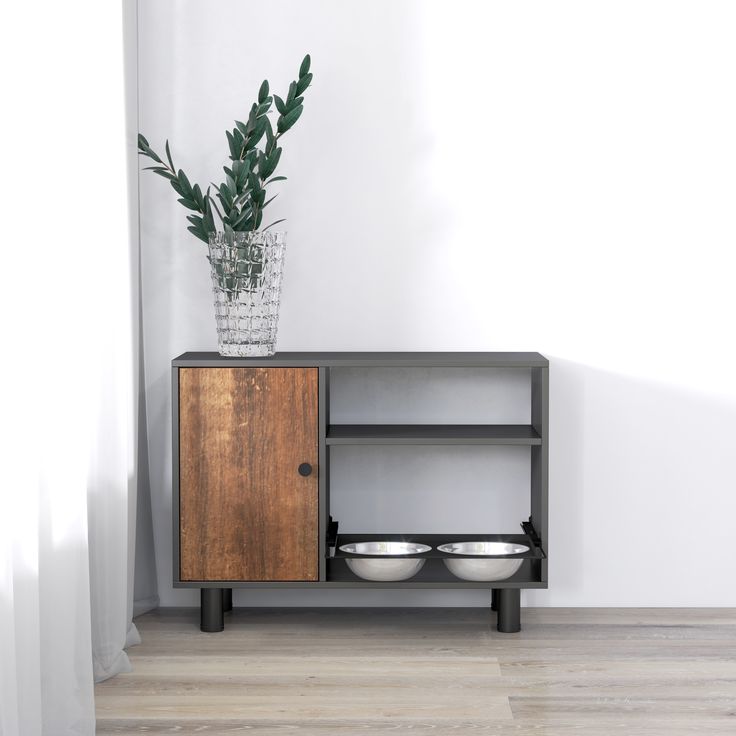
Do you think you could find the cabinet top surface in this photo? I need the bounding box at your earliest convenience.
[173,351,548,367]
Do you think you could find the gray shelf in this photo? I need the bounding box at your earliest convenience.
[326,558,545,588]
[326,424,542,446]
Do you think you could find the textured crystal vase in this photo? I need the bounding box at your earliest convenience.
[207,231,287,357]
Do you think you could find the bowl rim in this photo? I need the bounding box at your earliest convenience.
[339,541,432,556]
[437,541,530,556]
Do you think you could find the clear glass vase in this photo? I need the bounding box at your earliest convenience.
[207,231,287,357]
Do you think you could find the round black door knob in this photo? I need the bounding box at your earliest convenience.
[298,463,313,477]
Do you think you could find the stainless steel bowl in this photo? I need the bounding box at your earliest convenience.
[438,541,529,582]
[340,541,431,582]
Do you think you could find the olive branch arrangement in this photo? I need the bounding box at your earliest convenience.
[138,54,312,243]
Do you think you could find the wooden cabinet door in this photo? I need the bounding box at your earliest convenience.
[179,367,318,581]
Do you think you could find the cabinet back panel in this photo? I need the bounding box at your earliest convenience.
[179,367,318,581]
[329,445,530,534]
[329,367,531,424]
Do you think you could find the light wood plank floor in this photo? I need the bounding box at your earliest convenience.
[95,607,736,735]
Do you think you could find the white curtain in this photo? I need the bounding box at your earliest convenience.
[0,2,140,734]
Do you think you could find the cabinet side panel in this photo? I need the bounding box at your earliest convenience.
[531,366,549,582]
[179,367,319,581]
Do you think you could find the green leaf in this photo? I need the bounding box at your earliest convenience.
[218,185,234,210]
[234,190,252,209]
[262,147,282,178]
[246,103,258,132]
[278,104,303,134]
[257,151,267,176]
[233,218,254,232]
[187,225,208,243]
[138,133,150,149]
[285,95,304,113]
[295,72,312,96]
[177,170,193,197]
[150,168,176,182]
[262,193,279,209]
[177,197,199,211]
[204,200,216,232]
[193,183,204,210]
[264,120,276,152]
[265,175,287,184]
[232,160,242,176]
[165,140,175,172]
[258,79,269,103]
[226,130,238,159]
[233,160,250,188]
[249,117,268,146]
[256,100,271,117]
[273,95,287,115]
[263,218,287,232]
[286,81,297,103]
[232,207,252,229]
[227,202,240,222]
[235,120,249,137]
[138,139,163,164]
[299,54,311,78]
[185,213,208,243]
[207,194,224,223]
[232,128,245,157]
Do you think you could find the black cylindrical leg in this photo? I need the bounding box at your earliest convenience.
[491,589,498,611]
[200,588,224,632]
[223,588,233,613]
[496,588,521,633]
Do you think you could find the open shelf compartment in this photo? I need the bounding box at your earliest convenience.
[326,558,545,588]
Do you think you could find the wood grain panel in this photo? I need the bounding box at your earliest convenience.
[179,367,318,581]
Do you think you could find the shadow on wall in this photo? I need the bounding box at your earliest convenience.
[225,357,736,609]
[526,358,736,607]
[144,354,736,610]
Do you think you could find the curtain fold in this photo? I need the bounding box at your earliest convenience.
[1,1,145,733]
[128,0,160,621]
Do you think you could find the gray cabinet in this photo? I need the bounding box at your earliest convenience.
[172,352,548,632]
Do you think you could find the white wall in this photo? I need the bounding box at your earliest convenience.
[138,0,736,607]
